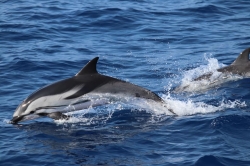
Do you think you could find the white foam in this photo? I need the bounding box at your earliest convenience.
[175,57,243,92]
[160,94,246,116]
[55,105,116,125]
[54,96,175,125]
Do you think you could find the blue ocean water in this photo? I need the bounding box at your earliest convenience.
[1,0,250,165]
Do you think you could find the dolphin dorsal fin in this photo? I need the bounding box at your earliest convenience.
[76,57,99,76]
[232,48,250,65]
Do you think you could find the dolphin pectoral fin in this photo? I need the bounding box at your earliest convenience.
[47,112,70,120]
[168,108,176,115]
[38,112,70,120]
[10,116,23,124]
[161,102,176,115]
[165,107,176,115]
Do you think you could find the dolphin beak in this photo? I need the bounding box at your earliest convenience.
[10,114,40,124]
[10,116,23,124]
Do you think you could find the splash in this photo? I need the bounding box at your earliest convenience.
[54,93,246,125]
[175,57,242,92]
[55,105,116,125]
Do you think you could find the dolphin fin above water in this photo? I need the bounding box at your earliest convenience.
[11,57,174,124]
[216,47,250,75]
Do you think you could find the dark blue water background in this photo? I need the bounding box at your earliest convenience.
[1,0,250,165]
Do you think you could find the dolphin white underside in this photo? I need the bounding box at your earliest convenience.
[19,92,170,121]
[17,92,174,122]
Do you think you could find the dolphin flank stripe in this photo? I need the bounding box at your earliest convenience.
[64,77,112,99]
[11,99,93,123]
[30,99,91,113]
[15,84,85,117]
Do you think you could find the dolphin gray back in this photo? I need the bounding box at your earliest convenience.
[74,57,164,102]
[24,57,163,103]
[218,47,250,75]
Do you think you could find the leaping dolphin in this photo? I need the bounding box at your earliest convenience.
[11,57,174,124]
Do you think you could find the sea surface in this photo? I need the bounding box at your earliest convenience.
[1,0,250,165]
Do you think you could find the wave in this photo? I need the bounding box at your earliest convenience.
[194,155,250,166]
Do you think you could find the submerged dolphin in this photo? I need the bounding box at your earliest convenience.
[194,47,250,81]
[175,47,250,92]
[11,57,174,124]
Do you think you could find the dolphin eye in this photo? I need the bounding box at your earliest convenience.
[30,111,35,114]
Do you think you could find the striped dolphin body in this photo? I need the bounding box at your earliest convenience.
[11,57,174,124]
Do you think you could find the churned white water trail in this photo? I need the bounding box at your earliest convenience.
[160,94,246,116]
